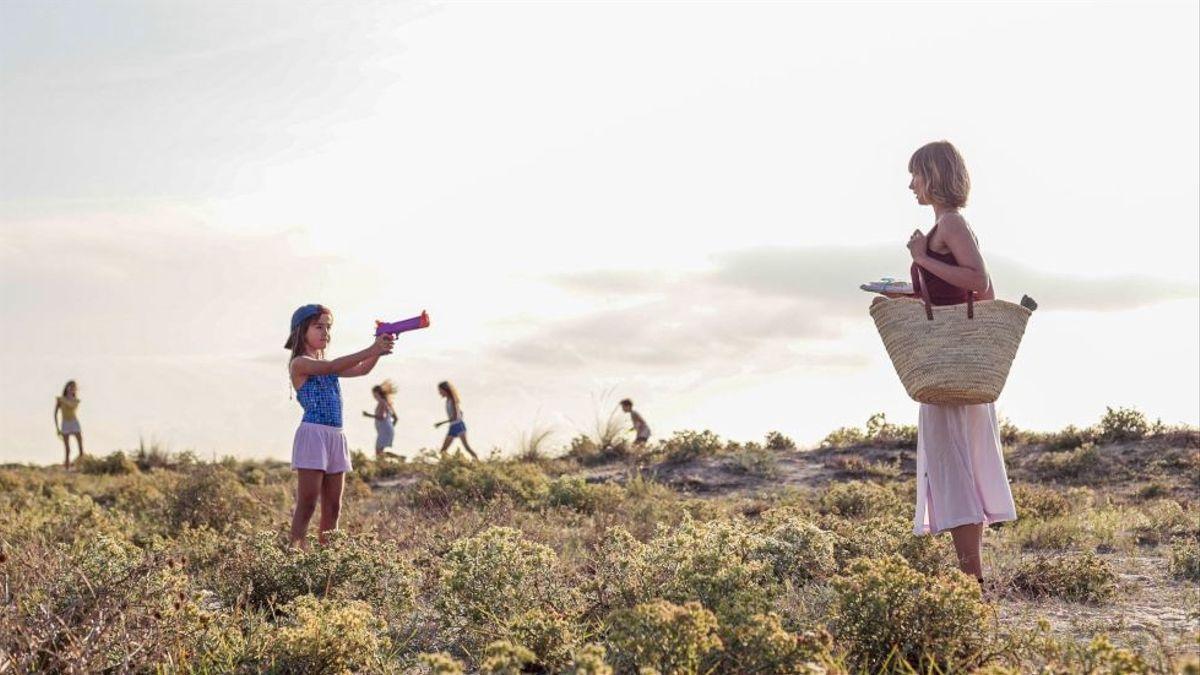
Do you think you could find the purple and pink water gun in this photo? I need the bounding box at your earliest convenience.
[375,310,430,336]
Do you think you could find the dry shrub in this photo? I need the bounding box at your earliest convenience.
[1168,538,1200,582]
[222,530,418,622]
[817,480,906,519]
[823,514,953,575]
[436,526,578,660]
[1009,553,1118,603]
[832,554,994,673]
[719,613,838,674]
[169,464,261,532]
[262,595,386,673]
[606,600,723,675]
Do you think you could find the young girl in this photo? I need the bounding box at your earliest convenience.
[362,380,399,457]
[285,304,394,548]
[620,398,652,447]
[880,141,1017,586]
[53,380,84,469]
[435,380,478,460]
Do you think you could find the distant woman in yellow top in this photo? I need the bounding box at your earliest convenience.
[54,380,84,469]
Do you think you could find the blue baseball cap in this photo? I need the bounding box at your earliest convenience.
[285,304,324,349]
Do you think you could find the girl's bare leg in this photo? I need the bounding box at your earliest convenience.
[440,434,454,453]
[949,522,985,580]
[318,472,345,545]
[62,434,72,469]
[290,469,324,549]
[75,433,84,456]
[459,433,479,461]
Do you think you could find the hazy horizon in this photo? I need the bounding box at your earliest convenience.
[3,1,1198,465]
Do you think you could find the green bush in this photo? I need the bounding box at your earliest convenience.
[1098,406,1150,443]
[662,430,724,463]
[818,480,905,519]
[719,613,837,674]
[168,465,259,532]
[723,444,780,478]
[760,513,838,585]
[825,514,952,575]
[77,451,139,475]
[567,644,614,675]
[1168,538,1200,582]
[223,531,418,621]
[1136,482,1171,500]
[1130,499,1196,545]
[1010,553,1118,603]
[827,455,902,480]
[1032,442,1106,484]
[606,600,723,675]
[820,412,918,450]
[263,595,386,674]
[641,517,778,623]
[1,533,221,672]
[548,474,599,513]
[865,412,918,448]
[764,431,796,451]
[417,652,466,674]
[1030,634,1156,674]
[437,527,575,654]
[1011,483,1075,520]
[832,554,993,673]
[421,455,551,507]
[565,434,630,466]
[479,640,537,675]
[584,527,653,617]
[820,425,866,449]
[1038,424,1095,451]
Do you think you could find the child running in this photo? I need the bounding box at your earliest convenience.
[435,380,478,460]
[362,379,399,458]
[53,380,84,469]
[285,304,394,548]
[620,398,652,447]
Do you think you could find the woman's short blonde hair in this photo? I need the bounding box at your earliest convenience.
[909,141,970,208]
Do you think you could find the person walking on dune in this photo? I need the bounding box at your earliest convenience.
[436,381,478,460]
[876,140,1017,586]
[54,380,84,469]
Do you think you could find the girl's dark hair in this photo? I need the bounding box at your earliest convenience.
[620,398,633,407]
[286,305,332,364]
[62,380,77,397]
[438,381,460,404]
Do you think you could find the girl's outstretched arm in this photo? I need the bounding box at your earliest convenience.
[340,353,382,378]
[291,336,392,379]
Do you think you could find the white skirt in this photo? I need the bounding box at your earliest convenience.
[913,402,1017,535]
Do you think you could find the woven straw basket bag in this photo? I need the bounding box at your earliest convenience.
[870,268,1033,405]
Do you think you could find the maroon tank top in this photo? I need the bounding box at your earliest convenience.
[910,224,971,306]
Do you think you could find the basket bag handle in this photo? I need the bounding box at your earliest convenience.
[915,266,975,321]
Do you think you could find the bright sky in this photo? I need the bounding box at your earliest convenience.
[2,1,1197,465]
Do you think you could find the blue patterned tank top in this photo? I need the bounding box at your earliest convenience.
[297,373,343,427]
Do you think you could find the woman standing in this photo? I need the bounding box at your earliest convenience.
[54,380,84,469]
[897,141,1017,585]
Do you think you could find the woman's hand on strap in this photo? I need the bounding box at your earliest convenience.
[907,229,927,262]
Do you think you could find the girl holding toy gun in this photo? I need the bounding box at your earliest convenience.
[285,303,394,548]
